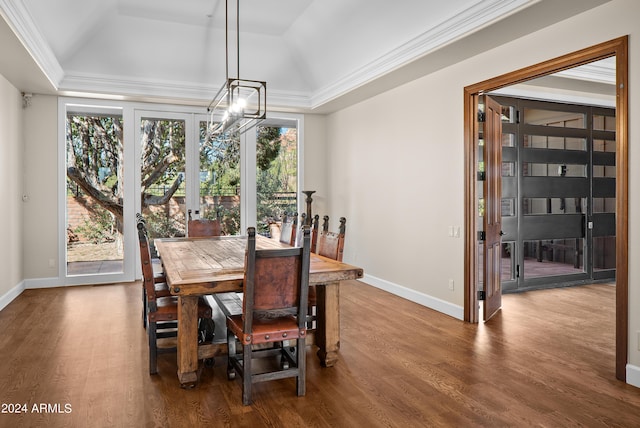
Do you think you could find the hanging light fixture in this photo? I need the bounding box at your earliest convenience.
[206,0,267,139]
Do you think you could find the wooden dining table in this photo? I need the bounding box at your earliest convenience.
[154,234,364,387]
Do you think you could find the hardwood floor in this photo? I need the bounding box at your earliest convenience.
[0,281,639,427]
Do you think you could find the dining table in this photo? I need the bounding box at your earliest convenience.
[154,234,364,387]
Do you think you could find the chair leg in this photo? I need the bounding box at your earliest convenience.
[297,337,306,397]
[142,288,147,329]
[280,341,290,370]
[227,329,236,380]
[306,305,314,329]
[242,343,252,406]
[148,321,157,375]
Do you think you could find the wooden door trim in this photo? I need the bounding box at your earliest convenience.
[463,36,629,381]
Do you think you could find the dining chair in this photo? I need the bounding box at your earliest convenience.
[136,213,170,329]
[187,209,222,237]
[137,216,214,375]
[294,213,308,247]
[310,214,320,253]
[226,226,311,405]
[308,216,346,329]
[316,216,346,262]
[278,212,298,246]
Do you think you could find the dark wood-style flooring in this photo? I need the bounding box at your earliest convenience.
[0,281,639,427]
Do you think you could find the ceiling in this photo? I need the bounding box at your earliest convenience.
[0,0,613,113]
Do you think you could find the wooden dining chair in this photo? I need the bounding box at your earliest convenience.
[294,213,308,247]
[278,212,298,246]
[226,226,311,405]
[316,216,346,262]
[187,209,222,237]
[137,217,214,375]
[308,216,346,329]
[136,213,170,329]
[310,214,320,253]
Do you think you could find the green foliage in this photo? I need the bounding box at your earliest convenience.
[144,210,184,239]
[67,115,297,245]
[140,119,186,192]
[256,127,297,233]
[67,115,123,198]
[256,127,282,170]
[74,206,117,244]
[199,125,283,196]
[217,205,241,236]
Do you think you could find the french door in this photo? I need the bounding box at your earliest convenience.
[62,98,302,284]
[63,102,134,284]
[135,111,196,242]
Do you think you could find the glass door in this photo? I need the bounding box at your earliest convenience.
[489,95,616,292]
[135,111,193,245]
[196,115,242,235]
[61,102,303,285]
[195,114,302,236]
[255,119,299,236]
[65,105,127,278]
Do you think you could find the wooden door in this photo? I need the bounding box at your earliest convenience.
[483,95,503,321]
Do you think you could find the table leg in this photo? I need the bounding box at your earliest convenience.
[177,295,199,387]
[315,281,340,367]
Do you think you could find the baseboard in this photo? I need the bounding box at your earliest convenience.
[24,277,64,289]
[362,274,464,320]
[0,281,25,312]
[627,364,640,389]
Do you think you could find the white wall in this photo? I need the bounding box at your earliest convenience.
[326,72,465,318]
[326,0,640,382]
[301,114,328,217]
[22,95,58,280]
[0,74,24,310]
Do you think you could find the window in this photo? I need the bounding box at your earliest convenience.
[60,98,304,284]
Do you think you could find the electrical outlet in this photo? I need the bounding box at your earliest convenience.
[49,259,55,268]
[448,279,454,291]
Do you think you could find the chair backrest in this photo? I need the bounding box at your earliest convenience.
[137,216,159,304]
[310,214,320,253]
[278,212,298,246]
[294,213,308,247]
[316,216,346,262]
[243,226,311,333]
[267,220,281,241]
[187,209,222,237]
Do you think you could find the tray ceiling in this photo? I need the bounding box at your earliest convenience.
[0,0,612,112]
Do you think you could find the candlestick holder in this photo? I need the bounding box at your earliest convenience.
[302,190,316,226]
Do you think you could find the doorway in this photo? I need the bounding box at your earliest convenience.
[490,95,616,292]
[463,37,628,381]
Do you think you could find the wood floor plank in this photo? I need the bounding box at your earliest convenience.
[0,281,639,427]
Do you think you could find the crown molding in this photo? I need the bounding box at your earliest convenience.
[60,71,314,109]
[0,0,63,88]
[310,0,534,108]
[556,61,616,84]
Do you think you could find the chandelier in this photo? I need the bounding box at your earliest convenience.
[206,0,267,139]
